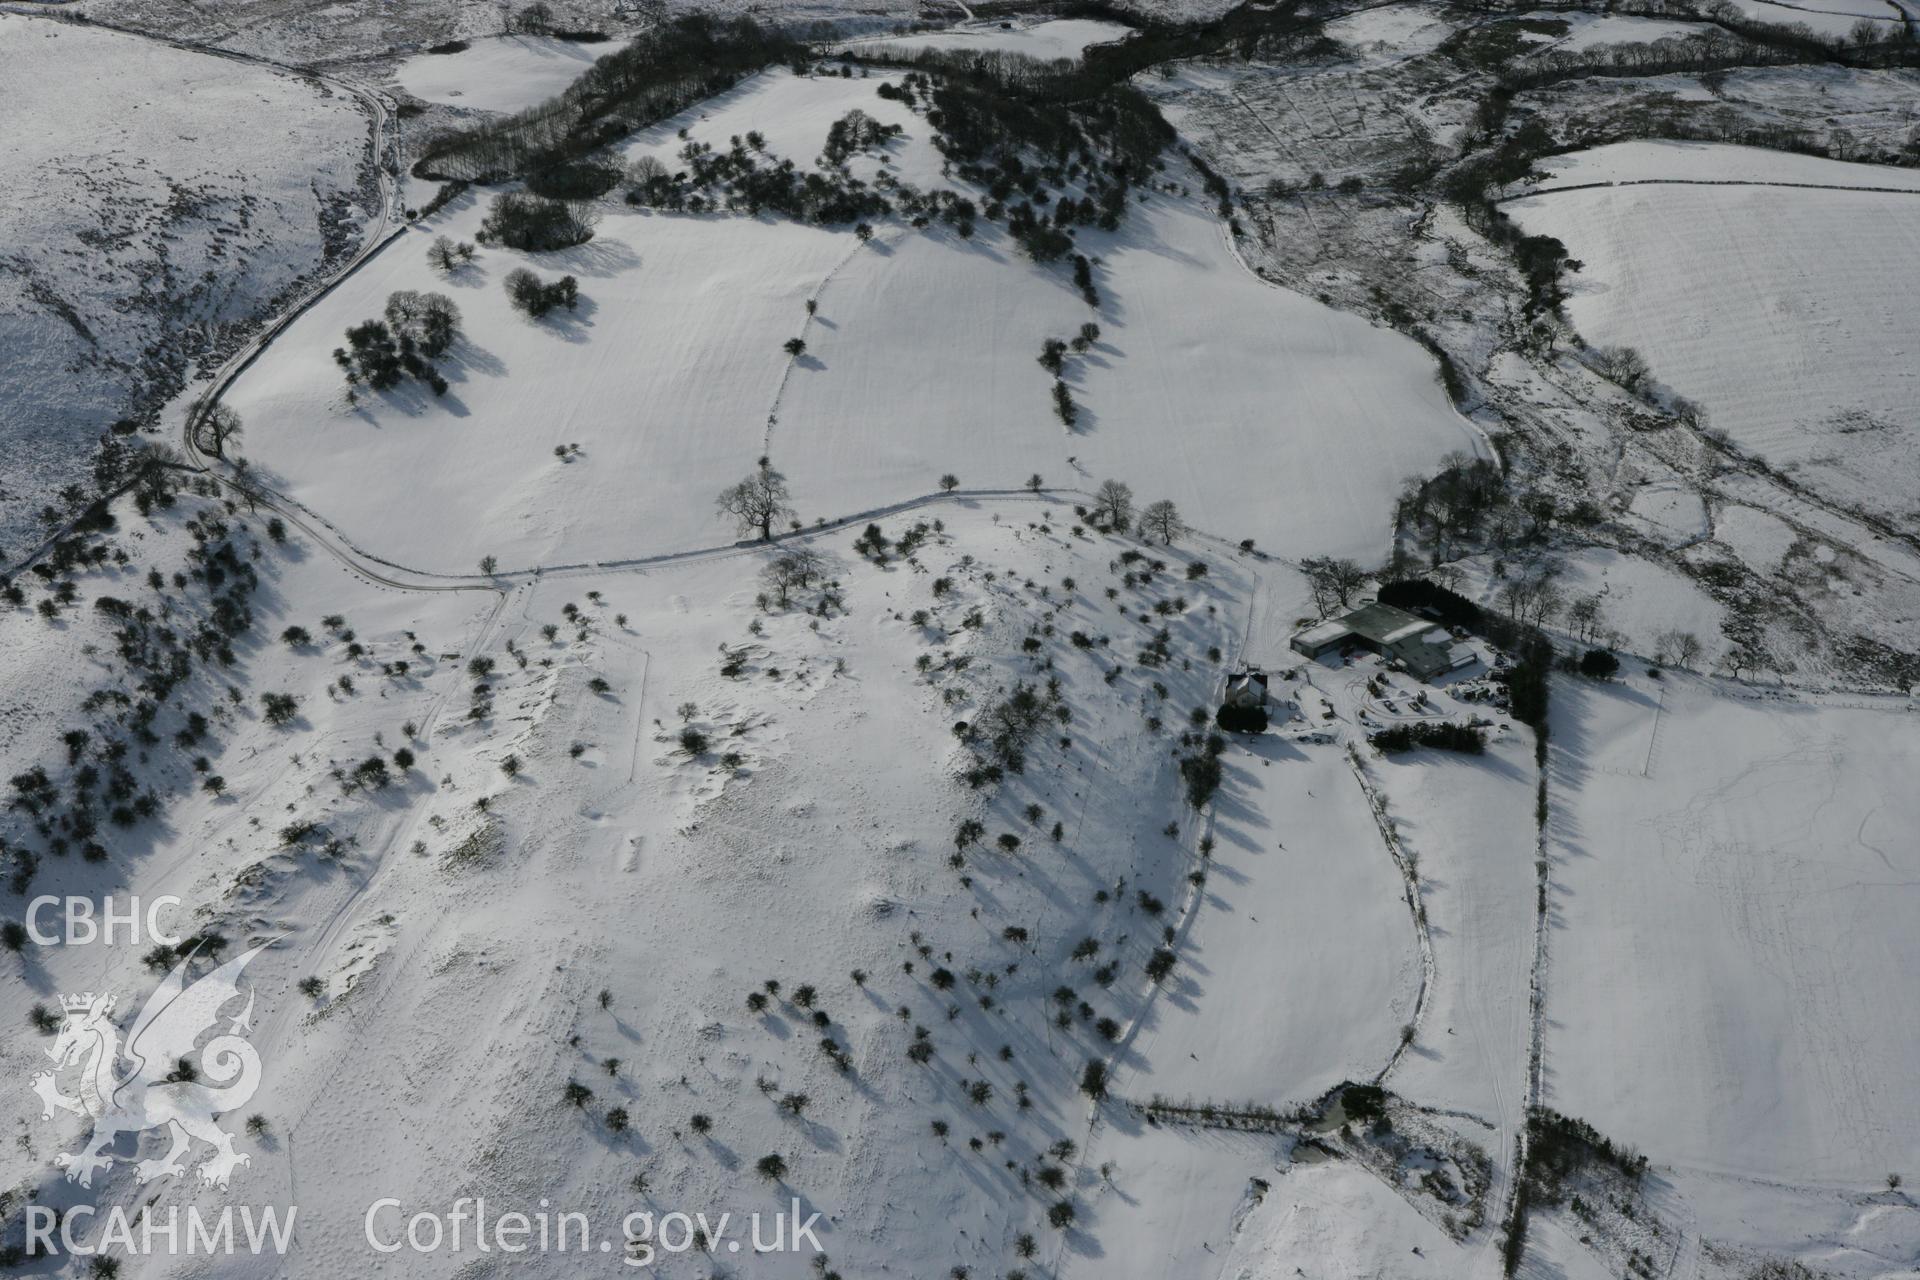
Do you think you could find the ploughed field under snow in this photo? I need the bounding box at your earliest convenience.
[229,67,1481,575]
[1507,142,1920,534]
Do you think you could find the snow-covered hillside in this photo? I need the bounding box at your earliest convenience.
[228,67,1480,576]
[0,11,377,559]
[2,474,1534,1277]
[10,7,1920,1278]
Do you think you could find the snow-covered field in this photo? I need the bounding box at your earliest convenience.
[836,17,1132,62]
[1721,0,1907,38]
[393,34,618,113]
[1118,733,1421,1110]
[1544,12,1706,50]
[1483,9,1710,55]
[1323,3,1459,59]
[229,204,856,574]
[231,68,1480,574]
[1546,671,1920,1257]
[1069,1122,1460,1280]
[1449,546,1727,665]
[1513,138,1920,192]
[1367,733,1536,1125]
[0,11,374,558]
[623,68,949,190]
[1508,144,1920,534]
[1625,481,1712,547]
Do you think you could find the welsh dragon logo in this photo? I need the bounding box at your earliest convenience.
[32,940,271,1190]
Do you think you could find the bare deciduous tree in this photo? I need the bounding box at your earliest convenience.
[514,1,552,34]
[382,289,462,357]
[1092,479,1134,530]
[196,402,243,459]
[1137,500,1185,546]
[718,462,795,542]
[1594,345,1652,395]
[1565,593,1605,644]
[625,154,668,197]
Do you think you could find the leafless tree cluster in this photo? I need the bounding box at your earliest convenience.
[1497,568,1563,629]
[1654,628,1704,668]
[759,546,825,608]
[1397,453,1543,560]
[426,235,477,273]
[193,402,244,460]
[1564,593,1608,646]
[1300,556,1368,618]
[1592,345,1652,396]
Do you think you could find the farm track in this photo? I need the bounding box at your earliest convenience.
[1347,748,1437,1085]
